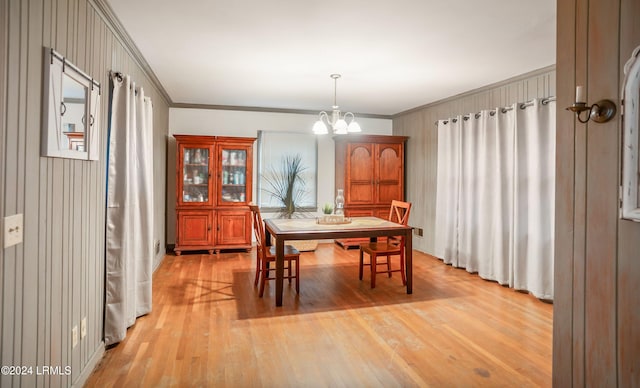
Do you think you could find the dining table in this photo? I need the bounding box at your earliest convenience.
[263,216,413,306]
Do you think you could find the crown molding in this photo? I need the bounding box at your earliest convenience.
[171,102,392,119]
[90,0,173,105]
[392,64,557,118]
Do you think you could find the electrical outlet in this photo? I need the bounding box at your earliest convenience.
[155,240,160,255]
[413,227,423,237]
[4,214,23,248]
[72,326,78,348]
[81,317,87,339]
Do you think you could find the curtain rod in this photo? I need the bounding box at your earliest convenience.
[435,96,556,125]
[51,48,100,89]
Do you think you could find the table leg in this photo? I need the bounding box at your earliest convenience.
[405,230,413,294]
[275,237,285,306]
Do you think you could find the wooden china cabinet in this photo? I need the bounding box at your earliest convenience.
[334,134,408,248]
[174,135,256,255]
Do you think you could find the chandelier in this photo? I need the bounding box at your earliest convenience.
[312,74,361,135]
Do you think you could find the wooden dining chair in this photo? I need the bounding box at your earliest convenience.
[359,200,412,288]
[249,205,300,297]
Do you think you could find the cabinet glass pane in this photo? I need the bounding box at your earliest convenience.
[182,147,209,203]
[221,149,247,203]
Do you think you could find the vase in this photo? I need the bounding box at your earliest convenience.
[335,189,345,215]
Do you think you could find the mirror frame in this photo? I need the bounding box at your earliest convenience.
[621,45,640,222]
[41,48,101,160]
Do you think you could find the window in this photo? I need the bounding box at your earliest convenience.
[257,131,317,211]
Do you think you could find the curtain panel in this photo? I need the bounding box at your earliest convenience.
[434,99,555,300]
[105,73,154,345]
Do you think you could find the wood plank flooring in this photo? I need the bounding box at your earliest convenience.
[86,243,552,387]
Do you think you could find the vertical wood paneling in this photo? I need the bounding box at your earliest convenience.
[572,0,589,385]
[392,67,555,254]
[618,0,640,385]
[21,1,45,386]
[2,2,20,386]
[585,0,619,384]
[553,0,577,385]
[556,0,640,385]
[1,0,170,386]
[0,0,6,380]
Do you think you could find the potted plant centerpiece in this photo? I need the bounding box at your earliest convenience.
[262,153,318,251]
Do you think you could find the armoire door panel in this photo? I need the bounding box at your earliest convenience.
[377,144,403,183]
[378,184,403,205]
[348,144,374,181]
[349,183,374,204]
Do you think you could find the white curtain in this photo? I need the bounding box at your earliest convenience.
[434,116,461,266]
[434,99,555,299]
[512,100,555,299]
[105,73,154,345]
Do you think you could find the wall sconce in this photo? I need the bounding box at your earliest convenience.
[566,86,616,123]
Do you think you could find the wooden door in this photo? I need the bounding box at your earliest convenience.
[346,143,375,204]
[375,143,404,205]
[554,0,640,385]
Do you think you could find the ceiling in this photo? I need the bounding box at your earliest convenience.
[105,0,556,116]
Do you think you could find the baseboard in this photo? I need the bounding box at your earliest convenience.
[72,341,105,388]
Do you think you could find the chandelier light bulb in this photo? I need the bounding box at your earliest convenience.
[313,120,329,134]
[347,120,361,133]
[334,119,348,134]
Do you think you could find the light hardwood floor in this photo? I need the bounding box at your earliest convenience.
[86,244,552,387]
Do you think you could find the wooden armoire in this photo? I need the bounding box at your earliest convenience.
[174,135,256,255]
[334,134,408,248]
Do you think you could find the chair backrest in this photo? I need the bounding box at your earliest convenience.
[388,200,411,226]
[249,204,267,258]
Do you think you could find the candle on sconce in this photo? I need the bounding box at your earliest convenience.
[576,86,585,103]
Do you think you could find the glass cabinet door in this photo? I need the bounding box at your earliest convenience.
[181,145,211,205]
[220,148,248,203]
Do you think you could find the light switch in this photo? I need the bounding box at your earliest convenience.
[4,214,23,248]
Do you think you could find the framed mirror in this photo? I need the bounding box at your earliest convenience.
[621,45,640,222]
[41,48,101,160]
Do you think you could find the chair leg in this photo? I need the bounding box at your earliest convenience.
[359,249,364,280]
[386,254,392,278]
[287,259,292,284]
[254,257,260,287]
[295,258,300,294]
[371,253,377,289]
[400,252,406,285]
[258,262,268,297]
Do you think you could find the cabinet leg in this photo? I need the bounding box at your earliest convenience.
[175,250,181,256]
[208,249,215,255]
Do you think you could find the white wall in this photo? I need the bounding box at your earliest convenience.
[167,108,392,244]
